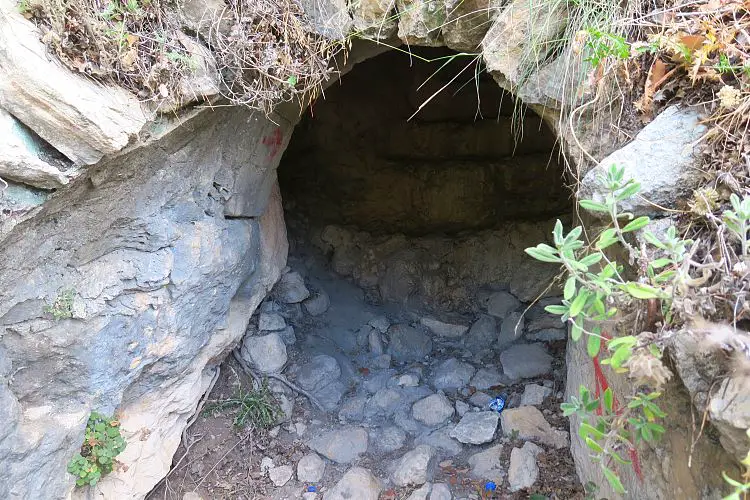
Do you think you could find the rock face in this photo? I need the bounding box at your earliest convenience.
[579,106,707,218]
[432,358,476,390]
[0,1,149,164]
[0,109,76,189]
[0,105,294,500]
[508,442,541,491]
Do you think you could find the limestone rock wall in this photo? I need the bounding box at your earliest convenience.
[0,106,294,500]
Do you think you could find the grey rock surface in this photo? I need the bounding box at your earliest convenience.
[392,445,437,486]
[325,467,381,500]
[297,354,341,391]
[432,358,476,390]
[579,106,706,217]
[486,291,521,318]
[500,344,553,379]
[412,393,455,426]
[498,312,524,346]
[450,412,499,444]
[468,444,505,485]
[297,453,326,482]
[508,442,541,491]
[268,464,294,487]
[304,290,330,316]
[501,407,569,448]
[308,427,369,463]
[274,271,310,303]
[520,384,553,406]
[388,324,433,361]
[240,333,287,373]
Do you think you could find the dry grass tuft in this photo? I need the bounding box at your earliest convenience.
[21,0,346,114]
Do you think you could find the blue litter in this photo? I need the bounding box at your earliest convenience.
[489,393,508,413]
[307,485,317,492]
[485,481,497,491]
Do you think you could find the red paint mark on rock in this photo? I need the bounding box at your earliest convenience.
[262,128,283,160]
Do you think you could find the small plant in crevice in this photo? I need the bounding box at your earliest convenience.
[44,288,76,320]
[67,412,126,487]
[203,381,283,429]
[722,430,750,500]
[525,163,689,494]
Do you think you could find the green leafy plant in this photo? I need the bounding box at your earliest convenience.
[583,28,631,68]
[44,288,75,320]
[203,381,283,429]
[723,193,750,257]
[67,412,126,487]
[722,429,750,500]
[526,164,684,494]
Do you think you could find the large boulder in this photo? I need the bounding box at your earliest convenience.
[579,106,707,218]
[0,105,295,500]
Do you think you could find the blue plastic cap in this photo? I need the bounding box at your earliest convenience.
[307,485,317,492]
[485,481,497,491]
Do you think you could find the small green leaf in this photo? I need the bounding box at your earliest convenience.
[602,466,626,494]
[525,246,561,263]
[596,228,618,250]
[579,253,603,267]
[545,304,568,315]
[603,387,614,413]
[587,333,601,357]
[553,220,564,246]
[649,258,672,269]
[579,199,610,212]
[564,276,577,300]
[620,282,666,299]
[622,216,650,233]
[610,345,632,369]
[569,289,590,318]
[571,316,583,342]
[643,231,667,249]
[585,436,604,453]
[580,422,606,441]
[286,75,298,86]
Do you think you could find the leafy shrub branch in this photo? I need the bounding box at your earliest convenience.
[525,164,683,494]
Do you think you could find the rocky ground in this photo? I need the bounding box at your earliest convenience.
[148,231,582,500]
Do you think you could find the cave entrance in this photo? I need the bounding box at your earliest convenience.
[278,46,572,315]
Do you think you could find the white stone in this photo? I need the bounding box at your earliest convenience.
[455,400,470,416]
[260,456,275,474]
[274,271,310,303]
[392,445,437,486]
[520,384,553,406]
[406,482,432,500]
[420,317,469,338]
[468,445,505,485]
[470,368,507,391]
[259,312,286,331]
[304,290,330,316]
[508,444,539,491]
[413,393,455,427]
[0,2,149,164]
[397,373,420,387]
[297,354,341,391]
[499,344,553,379]
[325,467,381,500]
[369,329,384,354]
[498,312,524,346]
[450,412,499,445]
[269,464,294,487]
[580,106,707,218]
[297,453,326,482]
[308,427,368,463]
[500,407,569,449]
[486,291,520,318]
[240,333,287,373]
[430,483,452,500]
[369,315,391,333]
[432,358,476,390]
[372,426,407,453]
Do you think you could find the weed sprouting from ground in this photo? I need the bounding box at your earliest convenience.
[203,381,282,430]
[44,288,75,320]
